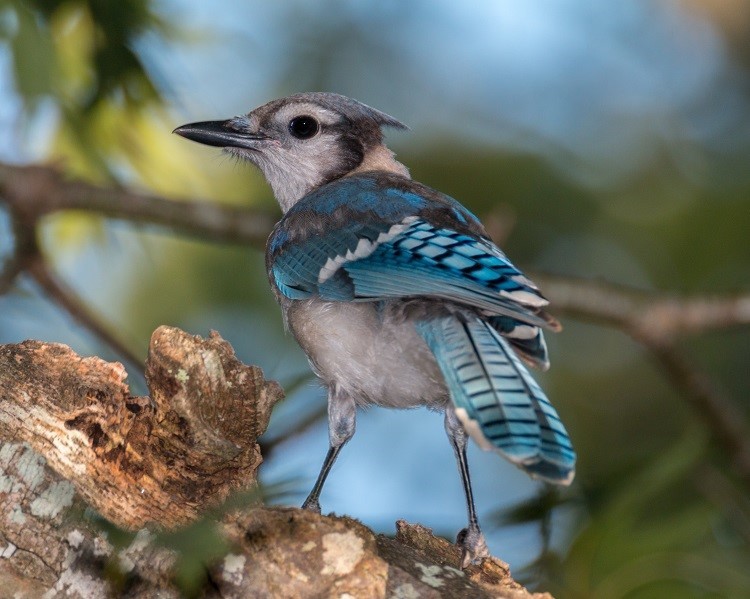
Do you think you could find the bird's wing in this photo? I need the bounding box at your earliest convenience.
[269,178,553,329]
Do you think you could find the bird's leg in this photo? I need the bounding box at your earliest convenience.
[302,387,356,513]
[445,408,490,568]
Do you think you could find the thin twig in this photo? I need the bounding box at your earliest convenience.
[645,340,750,484]
[0,214,36,293]
[0,246,24,295]
[261,404,328,458]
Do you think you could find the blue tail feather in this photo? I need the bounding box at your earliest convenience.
[417,314,575,485]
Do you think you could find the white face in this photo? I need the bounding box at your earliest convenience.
[228,102,361,212]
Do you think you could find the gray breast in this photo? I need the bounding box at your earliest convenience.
[286,298,449,409]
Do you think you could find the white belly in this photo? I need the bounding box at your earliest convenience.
[286,298,449,409]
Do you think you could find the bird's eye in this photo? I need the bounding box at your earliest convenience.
[288,115,319,139]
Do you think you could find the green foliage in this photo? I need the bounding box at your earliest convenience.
[6,1,55,101]
[497,430,750,598]
[1,0,183,186]
[6,0,161,110]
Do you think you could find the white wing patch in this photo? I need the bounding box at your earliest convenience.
[511,273,540,290]
[499,288,548,307]
[317,216,419,284]
[502,324,538,339]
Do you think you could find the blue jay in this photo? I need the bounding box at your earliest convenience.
[174,92,575,567]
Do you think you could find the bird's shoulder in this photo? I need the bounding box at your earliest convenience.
[267,171,487,257]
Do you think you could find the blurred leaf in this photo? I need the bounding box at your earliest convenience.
[8,1,55,101]
[541,428,750,597]
[25,0,163,107]
[158,518,229,597]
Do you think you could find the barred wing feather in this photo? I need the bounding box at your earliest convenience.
[271,217,554,329]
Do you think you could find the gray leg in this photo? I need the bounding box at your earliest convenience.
[302,387,356,512]
[445,408,490,568]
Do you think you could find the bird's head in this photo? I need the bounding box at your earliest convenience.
[174,92,409,212]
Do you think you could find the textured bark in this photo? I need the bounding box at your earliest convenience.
[213,508,552,599]
[0,326,281,530]
[0,328,550,598]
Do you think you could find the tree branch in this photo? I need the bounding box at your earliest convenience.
[535,274,750,341]
[0,326,283,529]
[0,330,548,598]
[0,213,37,293]
[0,162,276,248]
[261,404,327,458]
[3,161,749,337]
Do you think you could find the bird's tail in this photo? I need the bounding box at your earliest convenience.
[417,314,576,484]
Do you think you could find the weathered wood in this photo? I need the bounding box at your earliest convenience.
[0,328,551,598]
[0,326,282,530]
[213,508,552,599]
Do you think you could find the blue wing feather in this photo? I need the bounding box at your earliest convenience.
[269,179,551,327]
[341,219,549,325]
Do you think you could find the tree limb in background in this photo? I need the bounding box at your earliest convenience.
[535,274,750,341]
[2,160,748,337]
[0,162,276,249]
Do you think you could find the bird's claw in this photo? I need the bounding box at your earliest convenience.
[301,496,322,513]
[456,526,489,569]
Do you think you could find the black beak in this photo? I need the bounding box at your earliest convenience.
[172,120,267,150]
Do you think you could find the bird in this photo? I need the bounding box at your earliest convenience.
[173,92,576,567]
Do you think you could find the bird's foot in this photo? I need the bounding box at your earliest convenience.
[301,496,321,513]
[456,525,489,569]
